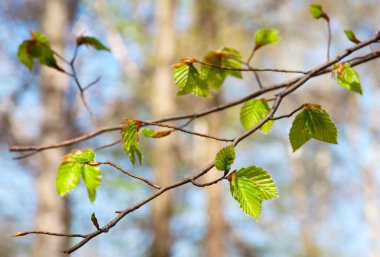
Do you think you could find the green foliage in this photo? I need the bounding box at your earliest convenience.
[17,31,61,72]
[229,166,278,220]
[254,29,280,49]
[201,47,242,90]
[310,4,324,19]
[76,36,111,52]
[237,166,279,200]
[122,120,143,165]
[82,164,102,202]
[214,145,235,171]
[335,63,362,95]
[344,30,360,44]
[289,104,338,152]
[56,149,102,203]
[173,59,210,97]
[140,128,171,138]
[240,99,274,133]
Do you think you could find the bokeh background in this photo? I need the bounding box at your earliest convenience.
[0,1,379,257]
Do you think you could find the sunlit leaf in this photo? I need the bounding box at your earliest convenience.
[76,36,110,52]
[335,63,362,95]
[173,61,210,97]
[289,104,338,152]
[56,155,82,196]
[230,174,262,220]
[240,99,274,133]
[215,145,235,171]
[82,164,102,203]
[140,128,171,138]
[237,166,279,200]
[201,47,242,90]
[122,121,143,165]
[344,30,360,44]
[310,4,323,19]
[72,149,95,163]
[254,29,280,49]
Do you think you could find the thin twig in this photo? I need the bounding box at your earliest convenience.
[196,60,308,74]
[94,139,121,151]
[9,51,380,158]
[139,120,233,142]
[11,231,86,238]
[91,161,161,189]
[270,105,304,120]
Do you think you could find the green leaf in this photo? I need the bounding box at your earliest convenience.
[201,47,243,91]
[344,30,360,44]
[214,145,235,171]
[254,29,280,49]
[56,155,82,196]
[237,166,279,200]
[310,4,323,19]
[230,174,262,220]
[17,31,61,72]
[289,104,338,152]
[82,164,102,203]
[72,149,95,163]
[140,128,171,138]
[122,121,143,165]
[76,36,110,52]
[240,99,274,133]
[173,62,210,97]
[17,41,34,71]
[335,63,362,95]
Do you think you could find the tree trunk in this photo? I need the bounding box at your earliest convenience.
[32,1,76,256]
[194,1,227,256]
[150,1,176,257]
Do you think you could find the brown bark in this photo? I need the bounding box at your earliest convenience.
[32,1,77,256]
[194,0,227,256]
[150,0,176,257]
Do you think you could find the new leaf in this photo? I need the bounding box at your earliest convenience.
[122,121,143,165]
[76,36,111,52]
[344,30,360,44]
[289,104,338,152]
[237,166,279,200]
[201,47,243,90]
[56,157,82,197]
[310,5,323,19]
[215,145,235,171]
[230,174,262,220]
[240,99,274,133]
[173,61,210,97]
[254,29,280,50]
[83,164,102,203]
[335,63,362,95]
[17,31,61,72]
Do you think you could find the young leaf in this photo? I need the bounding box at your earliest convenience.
[122,121,143,165]
[335,63,362,95]
[254,29,280,49]
[56,155,82,196]
[76,36,111,52]
[140,128,171,138]
[289,104,338,152]
[17,31,61,72]
[344,30,361,44]
[310,4,323,19]
[230,175,263,220]
[240,99,274,133]
[72,149,95,163]
[215,145,235,171]
[82,164,102,203]
[237,166,279,200]
[201,47,243,90]
[173,61,210,97]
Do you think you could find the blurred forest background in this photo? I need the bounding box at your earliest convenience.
[0,0,379,257]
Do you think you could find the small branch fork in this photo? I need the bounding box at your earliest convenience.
[10,33,380,253]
